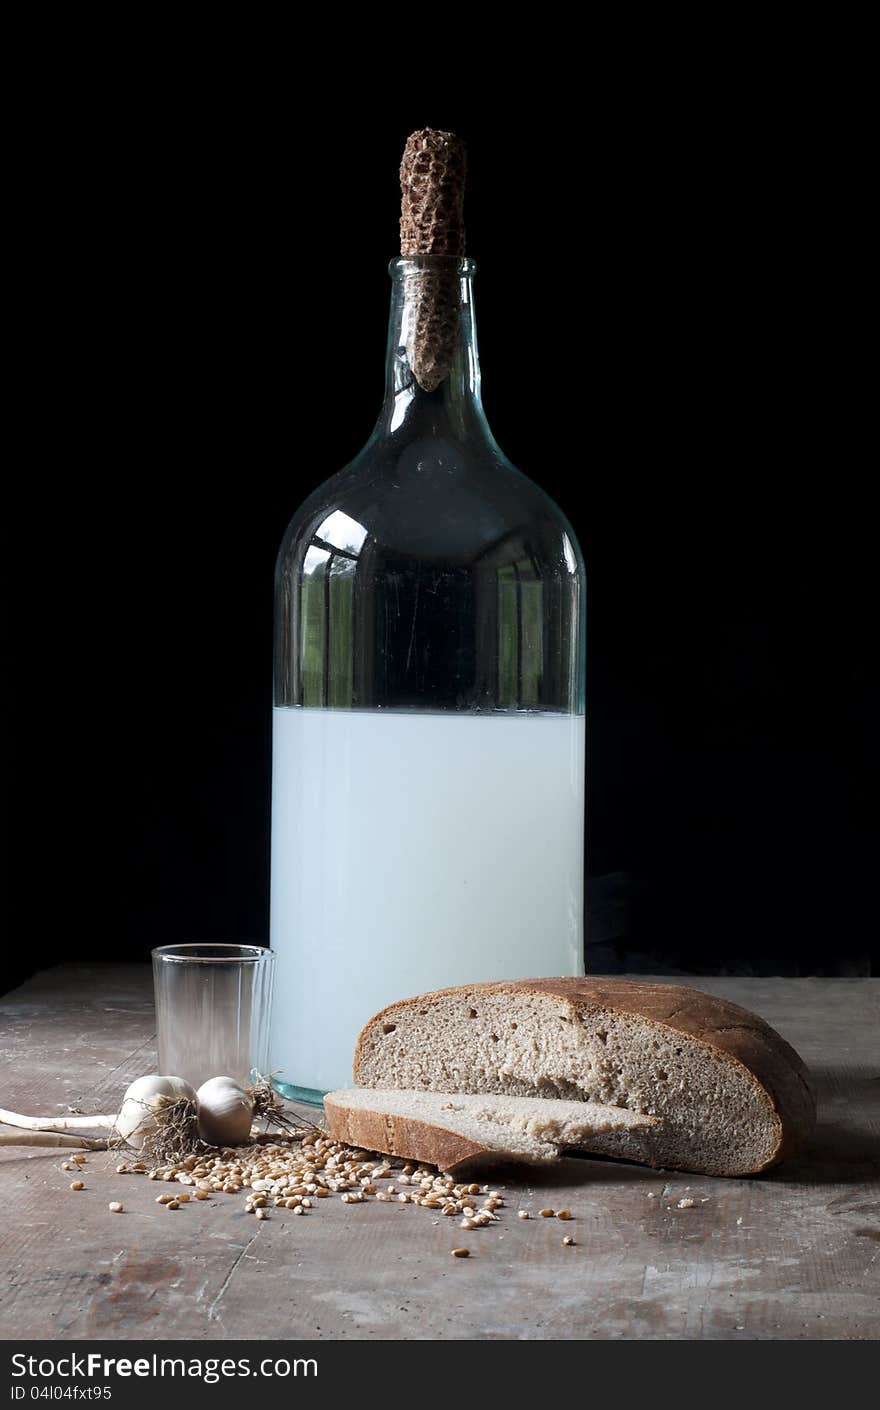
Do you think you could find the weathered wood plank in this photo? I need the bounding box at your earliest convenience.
[0,967,877,1340]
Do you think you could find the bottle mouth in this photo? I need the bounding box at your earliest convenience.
[389,255,477,278]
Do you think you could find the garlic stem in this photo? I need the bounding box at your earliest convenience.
[0,1132,108,1149]
[0,1108,116,1134]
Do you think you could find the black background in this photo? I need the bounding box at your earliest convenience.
[2,65,874,997]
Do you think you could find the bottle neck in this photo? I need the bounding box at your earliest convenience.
[377,256,490,440]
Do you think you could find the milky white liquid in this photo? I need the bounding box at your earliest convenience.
[269,707,585,1095]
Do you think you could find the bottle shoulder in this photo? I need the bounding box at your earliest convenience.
[277,434,584,583]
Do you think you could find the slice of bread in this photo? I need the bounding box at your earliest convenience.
[353,978,816,1176]
[324,1088,659,1172]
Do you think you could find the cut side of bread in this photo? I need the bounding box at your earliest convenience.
[353,979,816,1176]
[324,1088,660,1172]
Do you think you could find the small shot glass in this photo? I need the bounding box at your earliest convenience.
[151,943,275,1090]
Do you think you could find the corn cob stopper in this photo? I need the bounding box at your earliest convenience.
[399,129,467,392]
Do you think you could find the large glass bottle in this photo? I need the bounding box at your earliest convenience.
[270,255,586,1100]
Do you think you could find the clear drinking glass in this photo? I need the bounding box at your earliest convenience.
[151,944,275,1090]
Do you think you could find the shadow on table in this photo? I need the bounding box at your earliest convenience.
[776,1136,880,1187]
[776,1067,880,1187]
[486,1155,662,1191]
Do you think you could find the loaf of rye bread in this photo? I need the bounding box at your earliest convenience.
[324,1088,659,1173]
[351,978,816,1176]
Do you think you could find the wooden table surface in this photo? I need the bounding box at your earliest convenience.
[0,966,877,1341]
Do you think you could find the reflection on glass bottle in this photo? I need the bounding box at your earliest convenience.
[270,256,586,1100]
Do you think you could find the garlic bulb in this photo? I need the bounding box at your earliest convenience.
[196,1076,254,1146]
[115,1075,197,1148]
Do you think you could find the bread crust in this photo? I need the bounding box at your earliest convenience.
[323,1092,487,1171]
[354,978,816,1174]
